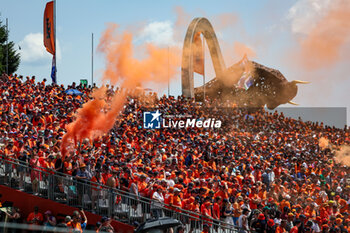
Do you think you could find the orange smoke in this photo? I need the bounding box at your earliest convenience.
[233,42,256,60]
[60,88,109,157]
[174,6,238,32]
[319,137,330,150]
[214,13,238,31]
[60,23,180,157]
[221,54,255,87]
[295,1,350,70]
[174,6,191,29]
[99,23,180,87]
[334,145,350,166]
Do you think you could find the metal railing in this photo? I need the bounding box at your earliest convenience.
[0,156,238,233]
[0,222,99,233]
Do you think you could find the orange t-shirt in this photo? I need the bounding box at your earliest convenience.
[27,212,43,225]
[172,195,182,208]
[164,193,173,207]
[290,226,298,233]
[67,221,82,233]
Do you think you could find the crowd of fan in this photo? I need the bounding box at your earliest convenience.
[0,198,114,232]
[1,73,350,233]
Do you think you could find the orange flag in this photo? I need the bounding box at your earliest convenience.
[43,1,55,55]
[193,32,204,75]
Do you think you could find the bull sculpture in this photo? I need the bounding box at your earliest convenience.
[181,17,309,109]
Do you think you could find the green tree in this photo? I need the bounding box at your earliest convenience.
[0,18,20,74]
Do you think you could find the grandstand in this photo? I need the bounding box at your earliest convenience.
[1,73,350,233]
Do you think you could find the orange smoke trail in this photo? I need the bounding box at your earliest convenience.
[220,54,255,87]
[295,1,350,70]
[334,145,350,166]
[174,6,191,29]
[233,42,256,59]
[319,137,329,150]
[173,6,246,63]
[214,13,238,31]
[60,24,180,157]
[317,137,350,166]
[98,23,180,87]
[60,88,107,156]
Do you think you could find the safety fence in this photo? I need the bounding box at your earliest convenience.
[0,222,100,233]
[0,156,238,233]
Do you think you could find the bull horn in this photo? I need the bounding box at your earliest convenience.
[292,80,310,84]
[288,101,299,105]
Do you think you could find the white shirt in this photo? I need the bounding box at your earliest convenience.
[166,179,175,187]
[268,171,275,183]
[238,214,248,230]
[151,192,164,209]
[312,222,321,233]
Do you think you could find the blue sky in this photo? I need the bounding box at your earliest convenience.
[1,0,349,126]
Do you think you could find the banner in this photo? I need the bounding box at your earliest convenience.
[236,55,254,90]
[43,1,55,55]
[51,55,56,84]
[193,32,204,75]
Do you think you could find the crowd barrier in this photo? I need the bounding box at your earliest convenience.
[0,156,238,233]
[0,222,99,233]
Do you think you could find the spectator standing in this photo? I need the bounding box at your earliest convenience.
[238,209,250,233]
[151,185,164,218]
[97,216,114,233]
[91,170,105,212]
[75,164,91,205]
[67,210,87,233]
[267,219,276,233]
[43,210,56,229]
[251,213,267,233]
[29,153,41,195]
[5,206,21,225]
[56,216,71,228]
[222,198,234,226]
[27,206,43,225]
[291,220,302,233]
